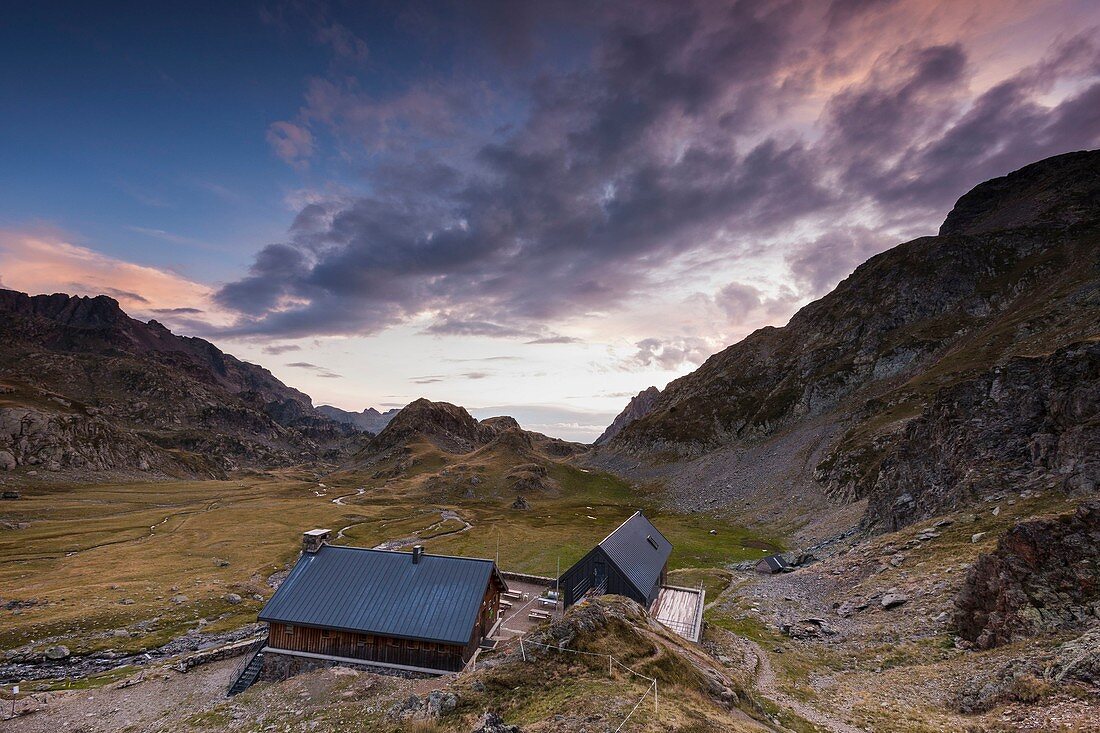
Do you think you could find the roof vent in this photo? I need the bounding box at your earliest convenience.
[412,545,424,564]
[646,535,659,550]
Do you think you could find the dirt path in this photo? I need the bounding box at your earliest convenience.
[741,637,865,733]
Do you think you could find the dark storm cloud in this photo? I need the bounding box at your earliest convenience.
[785,227,891,296]
[828,32,1100,212]
[213,2,1100,341]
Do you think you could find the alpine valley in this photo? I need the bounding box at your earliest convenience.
[1,154,1097,732]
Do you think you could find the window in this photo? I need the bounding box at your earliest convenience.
[646,535,659,550]
[388,637,400,648]
[357,634,369,646]
[285,625,294,636]
[321,629,332,638]
[405,639,418,650]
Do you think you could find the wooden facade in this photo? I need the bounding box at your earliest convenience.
[560,544,667,608]
[265,572,502,673]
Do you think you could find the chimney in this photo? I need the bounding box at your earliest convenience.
[412,545,424,564]
[302,529,331,554]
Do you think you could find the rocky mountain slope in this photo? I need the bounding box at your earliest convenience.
[0,290,359,478]
[595,150,1100,536]
[594,386,661,445]
[316,404,400,434]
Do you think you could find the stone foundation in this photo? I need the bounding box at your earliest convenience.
[260,650,433,682]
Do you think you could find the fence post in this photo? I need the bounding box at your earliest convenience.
[654,679,658,717]
[609,655,613,678]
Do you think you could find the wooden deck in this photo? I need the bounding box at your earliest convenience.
[650,585,704,642]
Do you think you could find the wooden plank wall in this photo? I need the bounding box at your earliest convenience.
[267,622,466,671]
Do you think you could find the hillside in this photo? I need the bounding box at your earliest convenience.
[0,290,359,479]
[595,150,1100,536]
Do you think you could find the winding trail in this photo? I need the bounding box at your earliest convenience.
[331,487,366,506]
[372,510,473,550]
[705,572,865,733]
[740,637,865,733]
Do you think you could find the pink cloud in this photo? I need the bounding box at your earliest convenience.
[0,229,230,328]
[266,121,315,168]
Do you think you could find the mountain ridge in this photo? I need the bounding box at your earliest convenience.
[0,289,359,477]
[594,149,1100,536]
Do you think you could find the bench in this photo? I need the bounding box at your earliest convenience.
[537,597,557,608]
[502,590,523,600]
[500,600,513,609]
[528,610,552,621]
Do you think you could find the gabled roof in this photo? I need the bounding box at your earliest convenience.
[758,555,789,571]
[598,510,672,598]
[259,545,505,645]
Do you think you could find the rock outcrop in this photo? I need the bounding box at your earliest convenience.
[861,343,1099,531]
[594,386,661,445]
[954,502,1100,649]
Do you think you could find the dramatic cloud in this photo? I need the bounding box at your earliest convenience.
[785,228,891,296]
[211,0,1100,357]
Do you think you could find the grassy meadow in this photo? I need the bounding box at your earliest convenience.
[0,450,781,664]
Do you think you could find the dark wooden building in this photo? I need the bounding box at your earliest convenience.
[755,554,790,574]
[258,531,507,674]
[559,511,672,609]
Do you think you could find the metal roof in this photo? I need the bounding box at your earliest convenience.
[258,545,504,645]
[597,511,672,599]
[758,555,789,571]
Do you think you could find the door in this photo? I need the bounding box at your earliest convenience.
[593,561,606,592]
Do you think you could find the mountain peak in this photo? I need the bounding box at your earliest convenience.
[940,149,1100,237]
[594,386,662,446]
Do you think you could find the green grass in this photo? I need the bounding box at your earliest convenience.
[0,445,781,662]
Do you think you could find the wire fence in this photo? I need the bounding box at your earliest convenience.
[517,636,658,732]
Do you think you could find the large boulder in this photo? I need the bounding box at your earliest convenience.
[954,502,1100,648]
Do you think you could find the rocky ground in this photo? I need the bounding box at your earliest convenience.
[702,492,1100,732]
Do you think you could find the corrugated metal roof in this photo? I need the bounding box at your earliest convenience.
[258,546,501,645]
[598,511,672,599]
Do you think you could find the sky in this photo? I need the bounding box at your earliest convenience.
[2,0,1099,441]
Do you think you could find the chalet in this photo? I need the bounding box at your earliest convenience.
[254,530,507,678]
[755,554,790,574]
[559,511,672,609]
[558,511,703,642]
